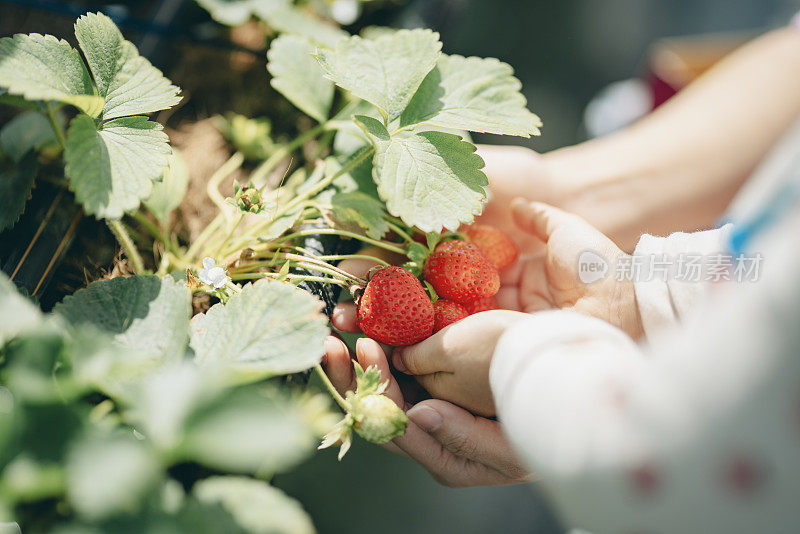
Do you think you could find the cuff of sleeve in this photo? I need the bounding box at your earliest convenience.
[633,224,732,338]
[489,310,634,416]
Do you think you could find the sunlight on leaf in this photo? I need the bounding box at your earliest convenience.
[401,54,542,137]
[361,118,488,232]
[194,477,315,534]
[145,149,190,222]
[268,34,334,123]
[0,33,104,116]
[315,29,441,120]
[55,275,191,365]
[74,12,182,120]
[64,115,171,219]
[190,280,328,380]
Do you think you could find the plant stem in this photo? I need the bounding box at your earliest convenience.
[46,102,66,149]
[386,220,415,244]
[269,228,406,256]
[303,253,391,266]
[231,272,348,286]
[129,211,163,242]
[184,217,224,263]
[208,151,245,222]
[250,123,328,186]
[107,220,145,274]
[270,145,375,222]
[213,214,244,260]
[314,364,350,412]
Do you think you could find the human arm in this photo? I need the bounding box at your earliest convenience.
[481,27,800,250]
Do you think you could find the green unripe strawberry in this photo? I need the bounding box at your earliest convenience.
[350,394,408,444]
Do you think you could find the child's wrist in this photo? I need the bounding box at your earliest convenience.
[611,254,645,340]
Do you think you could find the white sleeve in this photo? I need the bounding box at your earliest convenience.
[490,217,800,533]
[632,224,732,337]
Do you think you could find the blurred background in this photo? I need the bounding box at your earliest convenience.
[1,0,798,532]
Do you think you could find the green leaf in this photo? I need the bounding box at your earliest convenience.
[64,114,171,219]
[144,149,189,221]
[326,191,388,239]
[193,477,315,534]
[0,33,104,116]
[263,5,347,48]
[331,99,381,156]
[0,110,59,162]
[55,275,191,365]
[66,432,161,521]
[400,54,542,137]
[0,152,38,232]
[74,12,182,120]
[366,128,488,232]
[181,387,331,475]
[0,271,42,346]
[190,280,327,380]
[314,29,442,120]
[130,363,218,453]
[195,0,288,26]
[267,35,334,123]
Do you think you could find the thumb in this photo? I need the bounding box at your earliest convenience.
[510,199,577,243]
[406,399,530,480]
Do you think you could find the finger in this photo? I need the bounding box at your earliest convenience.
[511,198,577,243]
[392,334,452,376]
[495,286,521,311]
[337,257,382,279]
[392,420,511,487]
[354,337,403,407]
[331,301,359,333]
[406,399,532,482]
[498,258,524,286]
[322,336,356,395]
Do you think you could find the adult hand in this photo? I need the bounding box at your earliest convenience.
[322,335,532,487]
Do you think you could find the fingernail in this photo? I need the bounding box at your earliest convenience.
[407,405,442,432]
[510,197,528,211]
[331,307,344,324]
[323,336,341,360]
[392,349,409,374]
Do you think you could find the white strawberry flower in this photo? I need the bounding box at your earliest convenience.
[198,257,229,289]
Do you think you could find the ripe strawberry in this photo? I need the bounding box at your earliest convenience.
[462,223,519,270]
[357,266,434,346]
[423,240,500,304]
[433,299,469,333]
[464,296,499,315]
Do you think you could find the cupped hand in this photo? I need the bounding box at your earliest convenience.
[500,199,643,339]
[322,335,531,487]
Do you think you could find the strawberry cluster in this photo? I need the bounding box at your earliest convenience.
[356,223,518,346]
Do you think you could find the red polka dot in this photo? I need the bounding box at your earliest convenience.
[629,462,661,498]
[721,453,766,496]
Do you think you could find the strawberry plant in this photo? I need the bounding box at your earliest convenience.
[0,4,539,532]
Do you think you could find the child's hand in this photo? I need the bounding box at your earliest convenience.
[392,310,530,417]
[502,199,643,339]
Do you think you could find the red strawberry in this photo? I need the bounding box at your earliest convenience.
[357,266,434,346]
[433,300,469,332]
[464,296,499,314]
[462,223,519,270]
[423,240,500,304]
